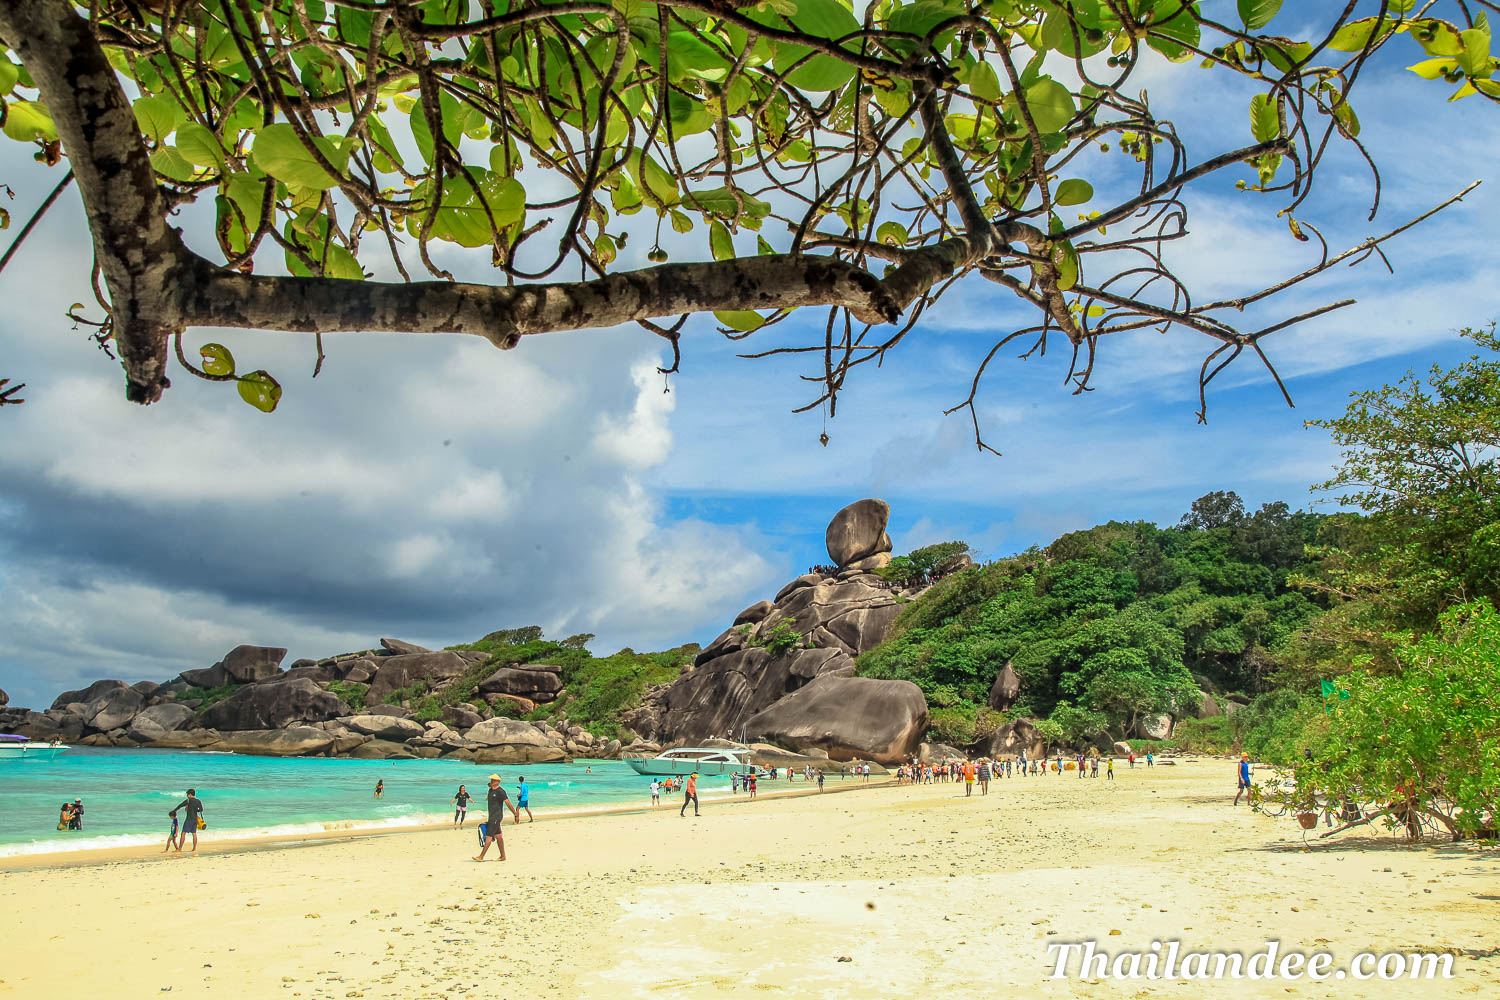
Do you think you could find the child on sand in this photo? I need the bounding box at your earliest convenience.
[164,811,180,852]
[452,785,472,827]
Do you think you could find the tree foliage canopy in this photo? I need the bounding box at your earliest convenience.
[0,0,1490,431]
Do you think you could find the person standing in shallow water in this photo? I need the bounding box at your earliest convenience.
[374,780,383,799]
[474,774,518,861]
[171,789,204,853]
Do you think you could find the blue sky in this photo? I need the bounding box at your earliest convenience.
[2,3,1498,708]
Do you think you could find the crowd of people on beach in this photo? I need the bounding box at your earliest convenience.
[892,750,1158,791]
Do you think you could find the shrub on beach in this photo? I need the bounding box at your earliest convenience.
[1259,601,1500,841]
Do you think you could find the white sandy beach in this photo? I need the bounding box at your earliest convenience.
[1,758,1495,999]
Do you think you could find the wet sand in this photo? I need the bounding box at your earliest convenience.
[0,759,1495,998]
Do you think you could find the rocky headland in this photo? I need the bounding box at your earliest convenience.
[0,500,944,765]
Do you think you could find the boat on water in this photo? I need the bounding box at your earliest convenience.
[624,746,755,777]
[0,734,71,760]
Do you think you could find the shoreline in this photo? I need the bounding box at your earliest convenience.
[0,772,890,872]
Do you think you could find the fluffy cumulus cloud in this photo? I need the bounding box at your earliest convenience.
[0,180,777,709]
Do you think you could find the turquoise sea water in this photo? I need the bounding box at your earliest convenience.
[0,748,740,857]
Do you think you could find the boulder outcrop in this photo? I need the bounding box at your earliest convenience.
[219,644,288,683]
[215,726,336,756]
[477,665,563,702]
[51,679,129,711]
[363,650,471,704]
[340,714,427,742]
[178,664,230,688]
[742,676,926,763]
[970,719,1045,759]
[126,703,197,743]
[0,687,7,707]
[824,499,893,568]
[1195,691,1220,719]
[198,679,348,731]
[464,718,568,762]
[379,637,431,655]
[987,662,1021,711]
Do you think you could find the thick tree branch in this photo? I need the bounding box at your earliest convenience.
[0,0,195,403]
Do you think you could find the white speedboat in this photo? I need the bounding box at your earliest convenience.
[0,734,71,759]
[625,746,755,777]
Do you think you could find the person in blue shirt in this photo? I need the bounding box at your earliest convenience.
[515,775,533,823]
[1234,753,1253,805]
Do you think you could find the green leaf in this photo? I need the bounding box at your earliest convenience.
[682,187,772,221]
[709,220,734,261]
[967,61,1003,103]
[0,59,18,96]
[631,152,680,210]
[1328,16,1399,52]
[1022,78,1076,134]
[2,100,57,143]
[251,123,348,191]
[594,234,617,266]
[877,221,908,246]
[1145,0,1201,63]
[132,95,185,143]
[668,30,733,83]
[1407,57,1459,79]
[236,370,283,413]
[1054,179,1094,206]
[175,122,225,169]
[149,146,197,182]
[714,310,766,332]
[410,169,525,248]
[669,208,694,234]
[1411,19,1464,57]
[1261,39,1312,73]
[757,235,775,255]
[1249,93,1280,142]
[1237,0,1282,31]
[1457,28,1492,79]
[199,343,236,377]
[758,0,861,92]
[1052,240,1079,291]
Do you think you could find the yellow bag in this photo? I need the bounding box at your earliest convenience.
[197,816,206,831]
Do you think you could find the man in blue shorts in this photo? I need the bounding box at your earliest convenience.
[515,775,533,822]
[1233,753,1253,806]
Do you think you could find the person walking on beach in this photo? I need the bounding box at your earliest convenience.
[515,776,533,822]
[1146,752,1154,768]
[1233,753,1253,806]
[374,780,384,799]
[816,770,825,793]
[1106,758,1114,781]
[680,772,700,818]
[978,760,991,795]
[164,810,180,852]
[171,789,204,853]
[474,775,519,861]
[650,780,661,806]
[962,761,975,797]
[748,771,758,799]
[452,785,472,828]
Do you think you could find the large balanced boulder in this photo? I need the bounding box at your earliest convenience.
[126,703,197,743]
[743,676,927,763]
[219,644,288,683]
[198,678,348,731]
[215,726,335,756]
[363,651,471,704]
[987,662,1021,711]
[824,498,893,568]
[652,647,856,746]
[340,714,426,742]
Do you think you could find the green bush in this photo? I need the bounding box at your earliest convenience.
[1168,716,1235,754]
[382,680,429,705]
[326,680,368,705]
[179,683,241,710]
[411,696,443,722]
[927,704,978,746]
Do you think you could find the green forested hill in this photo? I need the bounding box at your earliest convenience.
[857,494,1329,747]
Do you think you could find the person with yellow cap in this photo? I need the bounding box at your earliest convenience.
[473,774,519,861]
